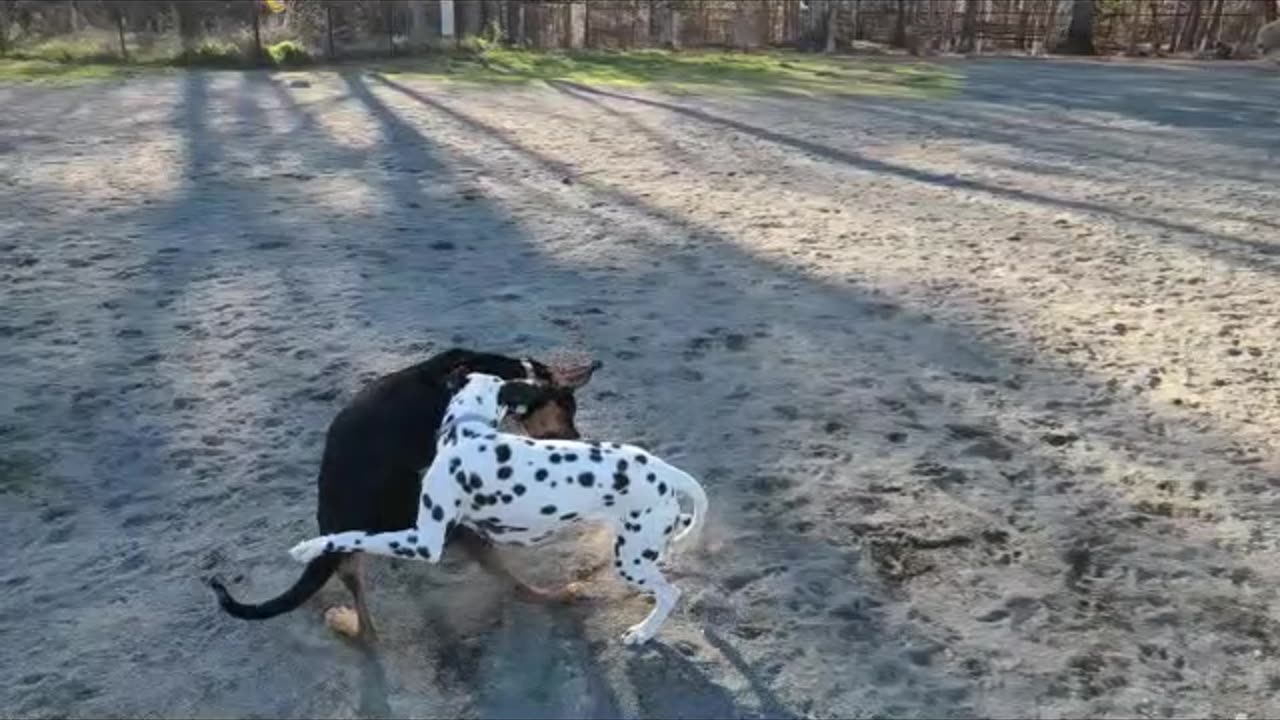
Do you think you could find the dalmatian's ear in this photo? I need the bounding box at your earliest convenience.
[497,380,555,416]
[444,366,470,395]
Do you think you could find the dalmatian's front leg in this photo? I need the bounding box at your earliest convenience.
[289,529,438,563]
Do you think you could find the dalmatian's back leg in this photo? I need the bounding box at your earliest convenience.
[612,518,683,645]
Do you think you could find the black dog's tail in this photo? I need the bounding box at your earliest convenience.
[209,553,340,620]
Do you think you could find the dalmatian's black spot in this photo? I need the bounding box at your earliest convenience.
[550,453,562,464]
[551,482,558,488]
[565,453,578,462]
[324,541,334,552]
[613,473,630,491]
[578,472,595,488]
[446,520,456,535]
[389,541,400,549]
[560,512,579,521]
[502,494,513,504]
[614,559,622,568]
[407,535,418,545]
[611,443,622,449]
[642,549,659,561]
[432,506,445,522]
[497,466,513,480]
[462,429,477,439]
[355,538,363,545]
[417,547,431,559]
[535,468,548,481]
[658,482,668,496]
[495,444,512,463]
[455,499,462,507]
[590,451,603,463]
[633,558,640,565]
[455,470,467,486]
[604,498,615,507]
[617,459,628,472]
[524,440,535,446]
[478,445,487,453]
[635,454,648,465]
[615,535,626,547]
[664,525,673,535]
[541,505,557,515]
[683,516,693,526]
[470,473,484,490]
[637,579,646,586]
[647,473,656,483]
[422,493,434,509]
[629,511,641,519]
[448,458,461,474]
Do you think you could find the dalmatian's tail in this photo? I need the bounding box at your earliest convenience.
[669,469,709,548]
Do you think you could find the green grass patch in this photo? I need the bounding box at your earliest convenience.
[379,47,961,98]
[0,58,145,84]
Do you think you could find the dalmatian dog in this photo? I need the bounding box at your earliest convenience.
[289,371,709,646]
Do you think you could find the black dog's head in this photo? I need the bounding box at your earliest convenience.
[444,356,600,440]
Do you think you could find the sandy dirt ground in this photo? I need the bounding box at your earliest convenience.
[2,57,1280,719]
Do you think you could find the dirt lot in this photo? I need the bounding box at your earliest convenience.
[2,57,1280,719]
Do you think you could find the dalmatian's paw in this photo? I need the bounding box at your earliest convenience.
[621,624,654,646]
[289,537,329,563]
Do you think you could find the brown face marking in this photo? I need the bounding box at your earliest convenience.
[517,392,579,440]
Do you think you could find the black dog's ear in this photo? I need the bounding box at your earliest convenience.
[497,380,554,415]
[444,366,470,395]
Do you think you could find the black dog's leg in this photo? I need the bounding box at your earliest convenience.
[452,526,583,604]
[337,554,378,642]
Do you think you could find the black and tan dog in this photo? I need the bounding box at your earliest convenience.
[209,348,600,641]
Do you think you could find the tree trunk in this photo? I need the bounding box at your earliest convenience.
[252,1,264,65]
[408,0,428,49]
[824,0,837,52]
[440,0,455,40]
[1042,0,1061,52]
[383,0,395,54]
[116,7,128,60]
[892,0,907,46]
[669,2,679,48]
[1199,0,1225,51]
[324,3,334,58]
[1060,0,1095,54]
[1126,0,1141,53]
[173,1,198,51]
[1178,0,1202,50]
[960,0,980,52]
[1016,0,1030,50]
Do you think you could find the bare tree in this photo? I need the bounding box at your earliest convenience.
[960,0,980,52]
[0,0,16,55]
[824,0,838,52]
[1060,0,1095,54]
[408,0,429,50]
[1177,0,1203,50]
